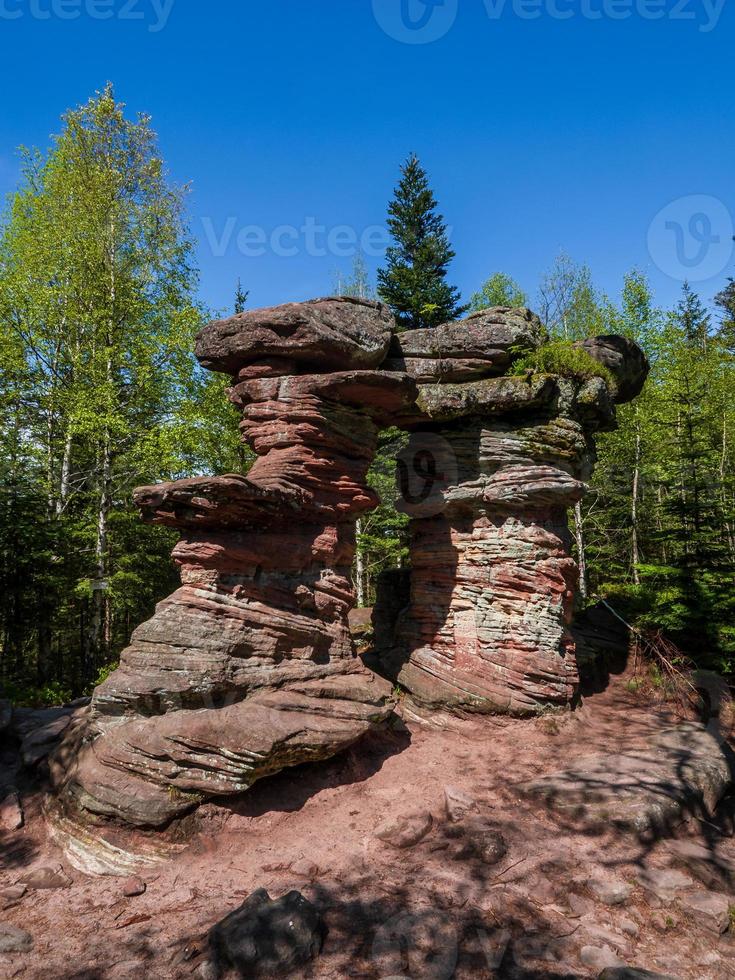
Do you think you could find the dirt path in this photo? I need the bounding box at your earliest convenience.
[2,673,735,979]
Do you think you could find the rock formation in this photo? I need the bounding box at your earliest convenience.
[51,296,648,828]
[52,298,415,827]
[371,310,648,716]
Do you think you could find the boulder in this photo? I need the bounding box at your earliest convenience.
[195,296,394,374]
[522,724,731,834]
[390,306,544,357]
[0,924,33,954]
[580,945,626,971]
[587,877,633,906]
[121,876,146,897]
[18,866,72,890]
[680,890,732,934]
[576,334,650,402]
[374,810,433,849]
[20,714,72,766]
[208,889,325,977]
[443,785,479,822]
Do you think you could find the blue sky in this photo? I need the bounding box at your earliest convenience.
[0,0,733,318]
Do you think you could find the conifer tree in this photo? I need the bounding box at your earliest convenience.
[378,154,466,330]
[234,279,249,314]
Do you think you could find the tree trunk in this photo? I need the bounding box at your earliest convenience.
[86,431,112,680]
[631,430,642,585]
[355,518,366,607]
[56,430,73,516]
[573,501,588,602]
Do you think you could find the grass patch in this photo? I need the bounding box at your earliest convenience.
[511,340,615,387]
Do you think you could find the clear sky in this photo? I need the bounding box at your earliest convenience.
[0,0,733,318]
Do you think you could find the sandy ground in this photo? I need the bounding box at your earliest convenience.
[2,670,735,979]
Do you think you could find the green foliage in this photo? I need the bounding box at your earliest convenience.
[354,428,410,606]
[378,154,467,330]
[2,679,73,708]
[510,340,615,387]
[234,279,249,314]
[335,252,375,300]
[469,272,527,311]
[0,86,244,697]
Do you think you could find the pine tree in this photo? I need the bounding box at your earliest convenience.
[378,154,466,330]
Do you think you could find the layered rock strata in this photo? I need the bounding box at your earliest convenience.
[53,298,415,827]
[51,298,648,828]
[373,311,648,716]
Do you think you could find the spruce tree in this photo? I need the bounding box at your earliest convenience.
[378,154,466,330]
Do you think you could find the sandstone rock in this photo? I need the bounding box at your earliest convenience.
[208,889,325,977]
[522,724,731,834]
[196,296,394,374]
[374,810,433,849]
[52,303,414,826]
[372,908,458,980]
[576,334,650,402]
[121,876,146,897]
[637,868,694,904]
[18,866,71,890]
[680,890,731,934]
[0,885,26,903]
[668,839,735,891]
[374,371,627,715]
[619,917,640,937]
[52,297,651,826]
[0,791,23,831]
[587,877,633,906]
[20,714,71,766]
[385,307,545,382]
[443,785,478,822]
[568,893,595,918]
[70,674,393,826]
[0,924,33,954]
[580,944,626,971]
[581,924,632,957]
[462,825,508,866]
